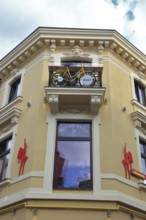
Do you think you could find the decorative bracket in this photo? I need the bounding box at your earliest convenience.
[48,95,59,113]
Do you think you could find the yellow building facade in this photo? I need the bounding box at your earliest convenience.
[0,27,146,219]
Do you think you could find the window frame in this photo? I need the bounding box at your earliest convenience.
[134,80,146,106]
[8,77,21,103]
[43,113,101,193]
[61,60,92,67]
[53,120,93,190]
[2,69,25,107]
[140,139,146,175]
[0,135,12,182]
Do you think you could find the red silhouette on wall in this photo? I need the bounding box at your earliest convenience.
[17,139,28,176]
[122,143,133,180]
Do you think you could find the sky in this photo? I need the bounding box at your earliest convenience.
[0,0,146,59]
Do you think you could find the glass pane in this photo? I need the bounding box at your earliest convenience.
[0,137,12,180]
[140,143,145,154]
[6,139,12,152]
[61,61,91,67]
[58,123,90,137]
[54,141,91,189]
[9,78,20,102]
[1,154,9,180]
[0,157,4,180]
[138,87,146,105]
[141,158,146,175]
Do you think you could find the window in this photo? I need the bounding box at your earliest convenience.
[134,80,146,106]
[8,77,21,103]
[61,60,92,67]
[0,136,12,181]
[140,140,146,175]
[53,121,92,189]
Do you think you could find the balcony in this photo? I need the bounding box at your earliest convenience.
[45,66,105,114]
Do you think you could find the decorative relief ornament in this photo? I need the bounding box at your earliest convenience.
[49,43,56,62]
[64,45,90,58]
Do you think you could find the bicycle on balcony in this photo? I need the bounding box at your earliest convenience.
[51,66,97,88]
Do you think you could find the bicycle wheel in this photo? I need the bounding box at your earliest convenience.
[52,71,67,87]
[79,73,96,87]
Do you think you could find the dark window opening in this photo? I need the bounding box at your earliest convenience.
[61,60,92,67]
[134,80,146,106]
[0,136,12,181]
[140,139,146,175]
[53,122,92,190]
[8,78,21,103]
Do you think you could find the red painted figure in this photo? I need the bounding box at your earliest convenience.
[17,139,28,176]
[122,143,133,179]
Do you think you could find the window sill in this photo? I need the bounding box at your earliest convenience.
[0,178,11,187]
[131,99,146,112]
[0,96,23,114]
[138,180,146,190]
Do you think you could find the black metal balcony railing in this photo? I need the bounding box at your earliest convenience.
[49,66,103,88]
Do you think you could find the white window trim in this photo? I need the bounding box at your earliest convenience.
[0,125,17,181]
[130,72,146,105]
[2,69,25,107]
[134,128,146,180]
[43,113,101,194]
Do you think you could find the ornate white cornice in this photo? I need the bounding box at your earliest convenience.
[0,28,145,80]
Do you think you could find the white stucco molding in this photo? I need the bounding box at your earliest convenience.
[0,107,22,127]
[1,188,146,213]
[131,111,146,134]
[0,27,146,80]
[45,87,105,114]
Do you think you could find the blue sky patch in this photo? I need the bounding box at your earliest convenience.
[126,10,135,21]
[111,0,119,6]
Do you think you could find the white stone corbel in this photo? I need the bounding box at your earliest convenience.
[31,46,37,53]
[128,56,135,63]
[89,41,94,47]
[60,40,65,46]
[110,42,117,50]
[10,69,18,76]
[11,117,19,125]
[90,96,101,114]
[70,40,75,47]
[116,48,123,55]
[138,65,145,72]
[37,40,44,48]
[121,52,129,59]
[134,120,142,129]
[79,40,85,47]
[48,95,59,113]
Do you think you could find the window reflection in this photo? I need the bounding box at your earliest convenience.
[58,123,90,137]
[140,140,146,175]
[0,138,12,181]
[54,122,92,189]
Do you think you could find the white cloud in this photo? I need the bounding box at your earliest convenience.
[0,0,145,59]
